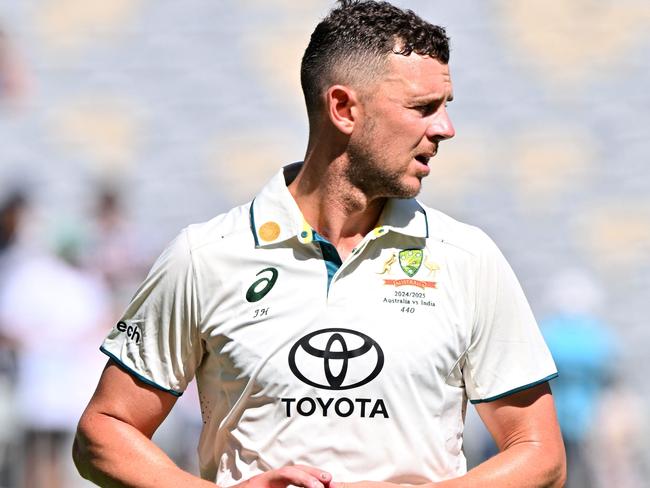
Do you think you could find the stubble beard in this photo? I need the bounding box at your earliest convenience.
[345,120,421,200]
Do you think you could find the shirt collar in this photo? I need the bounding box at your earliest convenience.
[375,197,429,239]
[249,162,429,248]
[249,162,313,247]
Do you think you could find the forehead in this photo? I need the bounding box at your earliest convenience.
[379,53,452,99]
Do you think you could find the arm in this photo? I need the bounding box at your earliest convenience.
[336,383,565,488]
[74,360,332,488]
[436,382,566,487]
[73,359,212,487]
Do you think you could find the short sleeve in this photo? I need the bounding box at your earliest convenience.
[463,232,557,404]
[101,229,202,396]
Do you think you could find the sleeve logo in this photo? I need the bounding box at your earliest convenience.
[116,321,141,344]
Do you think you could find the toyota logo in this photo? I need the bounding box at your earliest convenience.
[288,328,384,390]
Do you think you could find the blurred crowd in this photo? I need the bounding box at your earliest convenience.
[0,186,202,488]
[462,269,650,488]
[0,185,129,487]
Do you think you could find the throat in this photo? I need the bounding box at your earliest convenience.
[332,237,362,262]
[288,160,386,259]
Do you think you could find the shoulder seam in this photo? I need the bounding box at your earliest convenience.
[183,228,203,336]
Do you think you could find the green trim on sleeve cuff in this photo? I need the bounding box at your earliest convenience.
[100,346,183,397]
[469,372,559,404]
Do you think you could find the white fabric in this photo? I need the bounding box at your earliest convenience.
[102,164,556,483]
[0,254,110,430]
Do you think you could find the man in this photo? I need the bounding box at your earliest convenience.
[73,1,566,487]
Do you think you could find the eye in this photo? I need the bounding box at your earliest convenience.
[411,100,444,116]
[413,103,435,116]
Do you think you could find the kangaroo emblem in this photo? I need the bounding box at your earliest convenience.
[424,259,440,277]
[378,253,397,275]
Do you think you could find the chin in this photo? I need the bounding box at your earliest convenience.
[390,182,421,199]
[405,176,424,195]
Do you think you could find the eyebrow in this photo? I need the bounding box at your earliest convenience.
[410,93,454,104]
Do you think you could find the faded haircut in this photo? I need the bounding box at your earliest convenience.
[300,0,450,121]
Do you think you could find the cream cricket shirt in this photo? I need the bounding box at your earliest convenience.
[101,163,557,484]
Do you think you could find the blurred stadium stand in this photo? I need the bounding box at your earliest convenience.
[1,1,649,487]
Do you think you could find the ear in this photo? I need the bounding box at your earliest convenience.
[325,85,360,136]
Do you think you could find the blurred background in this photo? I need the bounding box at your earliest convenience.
[0,0,649,487]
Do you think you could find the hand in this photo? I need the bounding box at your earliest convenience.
[331,482,436,488]
[330,482,397,488]
[233,465,333,488]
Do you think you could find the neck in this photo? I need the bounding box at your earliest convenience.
[288,146,386,260]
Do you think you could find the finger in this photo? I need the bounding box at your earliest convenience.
[270,466,326,488]
[291,465,332,483]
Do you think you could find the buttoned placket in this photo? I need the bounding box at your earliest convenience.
[319,226,392,302]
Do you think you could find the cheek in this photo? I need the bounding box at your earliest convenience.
[395,115,427,140]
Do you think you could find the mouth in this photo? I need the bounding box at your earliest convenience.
[414,146,438,166]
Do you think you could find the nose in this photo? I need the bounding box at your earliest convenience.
[426,106,455,141]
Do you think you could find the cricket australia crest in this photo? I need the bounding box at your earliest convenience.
[399,249,423,277]
[379,249,439,290]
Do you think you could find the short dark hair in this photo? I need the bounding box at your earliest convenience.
[301,0,450,120]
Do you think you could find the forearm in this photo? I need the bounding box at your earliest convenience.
[73,411,214,488]
[338,441,565,488]
[433,439,565,488]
